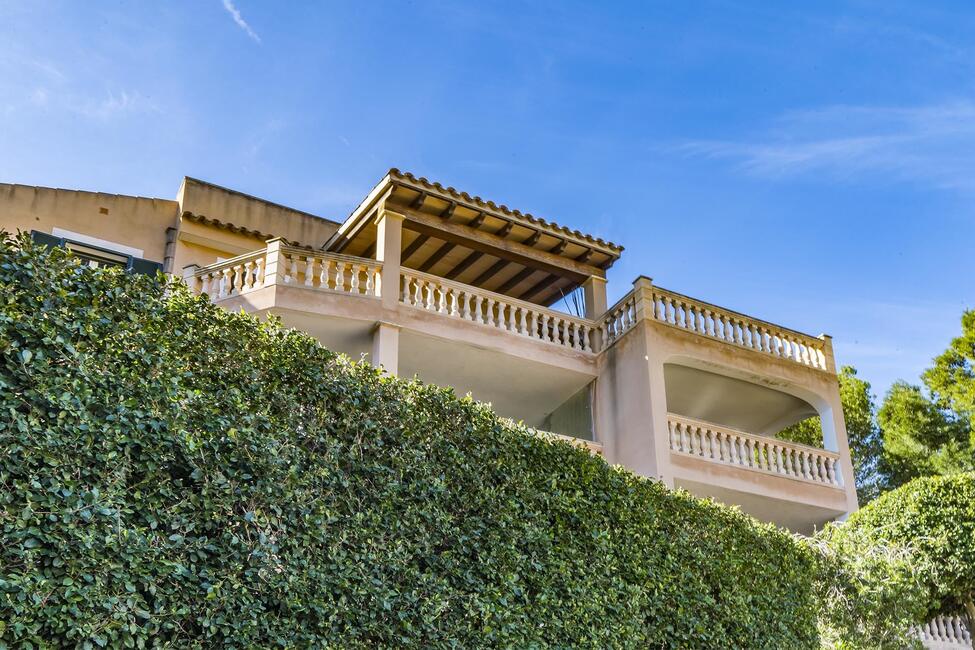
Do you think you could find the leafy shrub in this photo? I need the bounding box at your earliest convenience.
[822,473,975,630]
[0,233,822,648]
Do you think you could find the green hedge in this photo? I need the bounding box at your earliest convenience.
[823,473,975,623]
[0,233,820,648]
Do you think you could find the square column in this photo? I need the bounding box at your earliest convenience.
[594,276,674,486]
[371,321,400,375]
[374,210,404,310]
[582,275,608,319]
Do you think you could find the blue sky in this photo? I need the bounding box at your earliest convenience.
[1,1,972,399]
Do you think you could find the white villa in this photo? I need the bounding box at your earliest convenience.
[1,171,969,647]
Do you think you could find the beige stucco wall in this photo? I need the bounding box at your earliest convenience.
[177,177,340,249]
[0,183,179,263]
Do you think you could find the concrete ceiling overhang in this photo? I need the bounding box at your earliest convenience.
[664,363,819,438]
[323,169,623,307]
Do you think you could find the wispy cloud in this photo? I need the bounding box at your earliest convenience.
[681,101,975,191]
[221,0,261,44]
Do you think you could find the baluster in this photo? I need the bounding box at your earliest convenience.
[198,272,210,296]
[528,311,538,338]
[542,314,552,342]
[364,265,374,295]
[302,256,313,286]
[318,258,330,289]
[217,268,231,298]
[474,295,484,323]
[504,303,514,331]
[242,260,255,291]
[826,457,837,485]
[485,298,496,326]
[412,277,423,307]
[669,420,677,450]
[706,429,715,459]
[559,318,569,346]
[680,424,690,453]
[716,432,726,461]
[400,275,410,303]
[228,265,241,295]
[434,285,445,314]
[351,264,363,293]
[517,307,527,335]
[333,261,345,292]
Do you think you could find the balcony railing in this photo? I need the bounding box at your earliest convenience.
[183,244,833,373]
[186,245,380,301]
[651,287,830,371]
[400,269,598,354]
[918,616,972,648]
[668,414,843,487]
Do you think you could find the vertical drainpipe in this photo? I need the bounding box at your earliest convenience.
[162,227,178,274]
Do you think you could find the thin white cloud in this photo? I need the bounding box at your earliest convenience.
[222,0,261,44]
[681,101,975,191]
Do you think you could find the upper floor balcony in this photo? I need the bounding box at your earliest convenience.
[181,169,856,533]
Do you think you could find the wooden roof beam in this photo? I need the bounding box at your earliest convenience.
[401,233,431,263]
[523,230,541,247]
[521,273,562,301]
[445,250,484,280]
[472,259,511,286]
[418,242,456,272]
[440,201,457,221]
[497,267,537,294]
[401,207,604,281]
[411,191,429,210]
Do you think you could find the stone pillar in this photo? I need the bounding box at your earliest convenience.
[374,210,404,310]
[820,384,860,513]
[263,238,287,287]
[371,321,400,375]
[594,275,673,486]
[819,334,837,374]
[181,264,200,292]
[581,275,608,319]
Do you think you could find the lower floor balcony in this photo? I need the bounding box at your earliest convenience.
[667,413,847,534]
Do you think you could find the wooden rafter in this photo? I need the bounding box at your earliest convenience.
[411,191,428,210]
[472,259,511,286]
[468,211,486,228]
[575,248,593,264]
[521,274,561,301]
[445,250,484,280]
[549,239,567,255]
[495,221,514,238]
[522,231,541,247]
[401,233,431,263]
[400,208,605,281]
[440,201,457,221]
[497,267,537,294]
[418,242,456,273]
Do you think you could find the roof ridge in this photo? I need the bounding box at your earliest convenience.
[387,168,623,254]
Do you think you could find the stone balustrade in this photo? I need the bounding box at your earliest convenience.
[186,250,267,299]
[601,292,639,348]
[918,616,972,648]
[651,287,831,372]
[187,245,380,301]
[400,269,597,353]
[668,414,843,487]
